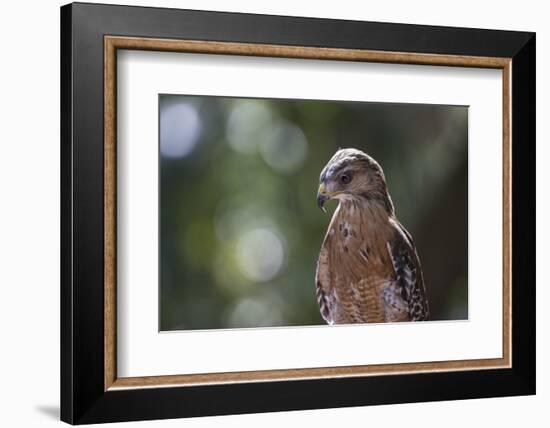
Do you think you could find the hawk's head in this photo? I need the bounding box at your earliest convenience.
[317,148,394,214]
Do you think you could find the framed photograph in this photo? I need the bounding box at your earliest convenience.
[60,2,535,424]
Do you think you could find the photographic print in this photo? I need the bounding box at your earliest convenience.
[159,95,468,331]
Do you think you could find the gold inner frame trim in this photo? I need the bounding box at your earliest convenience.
[104,35,512,391]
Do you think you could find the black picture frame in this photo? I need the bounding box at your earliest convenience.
[61,2,535,424]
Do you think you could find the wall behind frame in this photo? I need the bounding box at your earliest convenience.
[0,1,545,427]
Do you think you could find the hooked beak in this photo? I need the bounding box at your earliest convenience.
[317,182,329,212]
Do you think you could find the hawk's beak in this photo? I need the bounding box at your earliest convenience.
[317,183,329,212]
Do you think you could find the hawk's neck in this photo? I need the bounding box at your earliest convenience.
[334,197,395,243]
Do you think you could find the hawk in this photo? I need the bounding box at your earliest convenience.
[315,148,429,324]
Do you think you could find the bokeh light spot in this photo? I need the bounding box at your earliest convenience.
[227,297,283,328]
[236,228,284,282]
[226,100,273,154]
[260,120,308,174]
[160,102,201,158]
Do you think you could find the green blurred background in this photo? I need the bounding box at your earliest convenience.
[159,94,468,331]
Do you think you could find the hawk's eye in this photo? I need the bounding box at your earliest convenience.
[340,174,351,185]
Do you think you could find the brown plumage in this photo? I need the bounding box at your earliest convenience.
[315,148,429,324]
